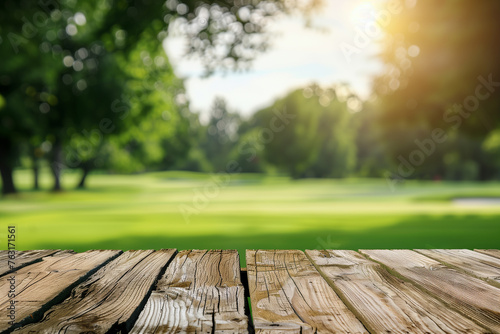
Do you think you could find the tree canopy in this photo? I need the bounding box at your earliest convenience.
[0,0,322,194]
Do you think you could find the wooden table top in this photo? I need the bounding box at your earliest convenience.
[1,248,499,333]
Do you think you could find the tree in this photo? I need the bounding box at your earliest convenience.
[254,84,359,178]
[66,30,190,185]
[352,101,389,177]
[306,85,358,178]
[198,97,241,172]
[0,2,54,194]
[230,127,268,173]
[0,0,322,194]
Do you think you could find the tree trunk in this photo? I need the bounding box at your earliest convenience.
[77,163,91,188]
[0,137,17,195]
[33,164,39,190]
[0,164,16,195]
[33,154,40,190]
[50,140,64,192]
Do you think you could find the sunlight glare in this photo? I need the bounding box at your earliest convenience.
[350,2,378,26]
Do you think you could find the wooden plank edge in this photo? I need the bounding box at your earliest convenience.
[304,250,376,334]
[413,249,500,289]
[474,249,500,260]
[358,249,499,334]
[0,249,62,278]
[109,249,178,333]
[2,250,123,334]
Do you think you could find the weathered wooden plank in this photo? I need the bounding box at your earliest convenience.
[0,249,119,333]
[131,249,248,334]
[360,249,500,333]
[307,249,489,334]
[475,249,500,260]
[0,249,59,277]
[14,249,176,334]
[416,249,500,287]
[247,249,367,334]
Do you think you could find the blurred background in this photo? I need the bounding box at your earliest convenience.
[1,0,499,261]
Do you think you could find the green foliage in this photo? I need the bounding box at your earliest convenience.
[253,84,359,178]
[353,102,389,177]
[230,128,269,173]
[0,0,322,193]
[482,130,500,178]
[177,147,213,173]
[94,32,191,173]
[193,97,242,172]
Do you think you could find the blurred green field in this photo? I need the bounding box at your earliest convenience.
[1,170,500,265]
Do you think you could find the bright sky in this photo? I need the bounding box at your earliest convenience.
[164,0,386,121]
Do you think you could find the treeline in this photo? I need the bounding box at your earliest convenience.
[181,86,381,179]
[2,0,500,195]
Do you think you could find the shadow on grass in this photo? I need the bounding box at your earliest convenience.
[33,214,500,266]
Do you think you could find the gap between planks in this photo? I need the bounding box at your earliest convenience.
[3,249,500,334]
[0,250,60,277]
[0,250,121,333]
[130,249,249,333]
[247,249,368,334]
[13,249,176,333]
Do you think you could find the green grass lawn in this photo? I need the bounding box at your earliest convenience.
[2,169,500,265]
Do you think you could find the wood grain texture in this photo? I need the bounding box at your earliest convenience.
[0,250,59,277]
[247,249,367,334]
[0,250,119,333]
[307,249,489,334]
[475,249,500,260]
[131,249,248,334]
[14,249,176,334]
[361,249,500,333]
[415,249,500,287]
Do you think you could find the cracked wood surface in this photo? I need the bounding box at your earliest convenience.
[0,250,119,333]
[247,249,367,334]
[3,248,500,333]
[360,249,500,333]
[13,249,176,334]
[0,250,59,277]
[415,249,500,287]
[130,249,248,333]
[307,249,489,334]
